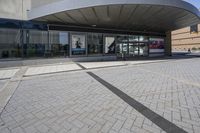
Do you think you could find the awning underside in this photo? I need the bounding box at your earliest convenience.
[33,4,200,33]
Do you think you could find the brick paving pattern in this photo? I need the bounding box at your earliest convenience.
[0,72,163,133]
[0,58,200,133]
[94,58,200,133]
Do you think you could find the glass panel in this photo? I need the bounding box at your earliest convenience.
[116,36,128,42]
[116,43,128,54]
[0,28,21,58]
[105,37,115,54]
[49,31,69,57]
[122,43,128,54]
[24,30,48,57]
[129,43,139,56]
[129,36,138,42]
[87,33,103,54]
[139,36,148,42]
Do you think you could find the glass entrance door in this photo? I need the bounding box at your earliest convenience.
[116,43,128,55]
[116,36,149,58]
[129,43,149,57]
[129,43,139,57]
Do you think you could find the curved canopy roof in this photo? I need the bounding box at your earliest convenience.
[28,0,200,33]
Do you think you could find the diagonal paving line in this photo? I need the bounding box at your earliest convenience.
[0,67,28,116]
[87,72,187,133]
[76,63,87,70]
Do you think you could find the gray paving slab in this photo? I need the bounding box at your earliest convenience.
[0,67,28,115]
[87,72,186,133]
[93,58,200,133]
[0,58,200,133]
[24,63,82,76]
[0,71,164,133]
[0,80,7,91]
[0,69,19,80]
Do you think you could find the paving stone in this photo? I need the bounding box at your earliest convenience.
[24,63,81,76]
[1,58,200,133]
[112,120,124,132]
[88,123,102,133]
[1,128,11,133]
[35,124,50,133]
[123,118,134,130]
[133,117,144,128]
[101,122,114,133]
[193,125,200,133]
[93,58,200,133]
[72,119,84,128]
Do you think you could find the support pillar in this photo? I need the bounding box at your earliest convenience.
[165,31,172,56]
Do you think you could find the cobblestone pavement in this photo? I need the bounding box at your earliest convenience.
[0,58,200,133]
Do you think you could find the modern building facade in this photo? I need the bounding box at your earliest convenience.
[0,0,200,59]
[172,24,200,51]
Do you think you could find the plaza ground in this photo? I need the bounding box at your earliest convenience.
[0,56,200,133]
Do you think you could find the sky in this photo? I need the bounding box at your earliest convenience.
[184,0,200,9]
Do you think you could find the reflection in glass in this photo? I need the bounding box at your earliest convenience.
[116,43,128,55]
[25,30,48,57]
[129,43,139,56]
[50,31,69,56]
[139,36,148,42]
[138,43,148,56]
[116,36,128,42]
[0,28,21,58]
[129,36,138,42]
[87,33,103,54]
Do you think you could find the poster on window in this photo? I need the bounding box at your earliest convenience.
[149,38,165,54]
[71,34,86,55]
[105,37,115,54]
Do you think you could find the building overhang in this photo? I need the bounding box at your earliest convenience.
[28,0,200,33]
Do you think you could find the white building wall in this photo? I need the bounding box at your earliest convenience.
[31,0,63,8]
[0,0,61,20]
[0,0,31,20]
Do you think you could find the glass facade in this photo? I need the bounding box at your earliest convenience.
[0,20,165,58]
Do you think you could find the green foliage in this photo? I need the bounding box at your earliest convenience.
[192,47,197,51]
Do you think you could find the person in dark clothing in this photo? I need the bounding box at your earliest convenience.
[75,38,81,48]
[188,48,191,53]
